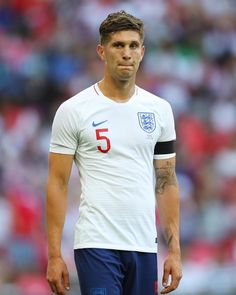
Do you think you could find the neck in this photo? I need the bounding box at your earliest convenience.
[98,75,136,102]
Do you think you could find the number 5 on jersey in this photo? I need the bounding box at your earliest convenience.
[95,128,111,153]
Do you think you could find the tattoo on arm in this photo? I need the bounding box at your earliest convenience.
[165,229,173,247]
[155,161,178,195]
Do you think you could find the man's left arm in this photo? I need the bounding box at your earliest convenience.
[154,156,182,294]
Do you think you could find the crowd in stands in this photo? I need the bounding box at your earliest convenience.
[0,0,236,294]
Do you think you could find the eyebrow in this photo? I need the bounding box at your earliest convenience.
[111,40,141,46]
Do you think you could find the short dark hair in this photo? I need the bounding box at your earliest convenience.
[99,11,144,44]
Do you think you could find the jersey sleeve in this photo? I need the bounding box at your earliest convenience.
[154,101,176,160]
[49,102,79,155]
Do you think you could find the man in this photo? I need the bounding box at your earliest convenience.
[46,11,182,295]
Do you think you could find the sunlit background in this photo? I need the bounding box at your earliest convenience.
[0,0,236,294]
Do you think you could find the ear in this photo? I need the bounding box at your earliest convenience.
[140,45,145,62]
[97,44,105,61]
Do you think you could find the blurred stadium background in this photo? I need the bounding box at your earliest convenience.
[0,0,236,294]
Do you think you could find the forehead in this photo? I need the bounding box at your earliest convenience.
[108,30,142,43]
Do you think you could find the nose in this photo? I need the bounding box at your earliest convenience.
[122,46,131,60]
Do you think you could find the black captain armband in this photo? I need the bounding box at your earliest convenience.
[154,140,176,155]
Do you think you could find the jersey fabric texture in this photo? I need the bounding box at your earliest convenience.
[74,248,158,295]
[50,83,176,253]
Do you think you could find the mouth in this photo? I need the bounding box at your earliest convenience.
[118,64,134,69]
[118,63,133,66]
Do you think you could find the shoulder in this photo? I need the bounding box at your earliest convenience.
[52,84,97,128]
[137,86,173,111]
[58,85,96,112]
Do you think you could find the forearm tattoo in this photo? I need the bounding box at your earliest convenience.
[164,228,173,247]
[155,161,178,195]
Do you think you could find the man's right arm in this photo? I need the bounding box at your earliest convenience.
[46,152,74,295]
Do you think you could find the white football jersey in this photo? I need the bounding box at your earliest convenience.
[50,83,176,253]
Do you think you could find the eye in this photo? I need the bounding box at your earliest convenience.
[113,42,124,48]
[130,42,139,49]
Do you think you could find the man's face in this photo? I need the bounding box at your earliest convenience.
[97,30,145,81]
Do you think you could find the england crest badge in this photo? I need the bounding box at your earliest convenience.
[137,112,156,133]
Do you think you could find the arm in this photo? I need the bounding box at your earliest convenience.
[154,156,182,294]
[46,152,74,295]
